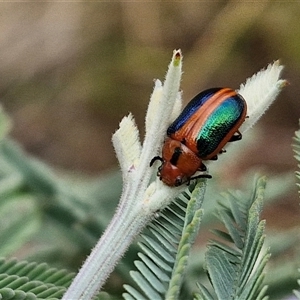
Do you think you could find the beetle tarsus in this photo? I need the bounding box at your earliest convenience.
[210,155,218,160]
[229,131,242,142]
[199,163,207,171]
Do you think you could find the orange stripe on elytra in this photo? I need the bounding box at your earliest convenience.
[172,88,237,153]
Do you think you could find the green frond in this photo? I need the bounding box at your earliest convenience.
[293,120,300,191]
[293,120,300,155]
[0,105,12,141]
[123,181,207,300]
[0,257,74,299]
[165,208,204,299]
[194,282,215,300]
[294,290,300,300]
[292,122,300,300]
[0,194,41,257]
[197,176,269,300]
[0,138,132,275]
[293,269,300,299]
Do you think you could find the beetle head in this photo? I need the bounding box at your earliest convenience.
[150,138,203,187]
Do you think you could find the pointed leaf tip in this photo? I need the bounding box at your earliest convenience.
[238,60,287,133]
[173,49,182,67]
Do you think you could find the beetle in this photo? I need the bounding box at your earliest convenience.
[150,87,247,187]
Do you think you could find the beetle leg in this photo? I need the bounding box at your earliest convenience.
[210,155,218,160]
[219,149,226,154]
[188,173,212,184]
[229,130,242,142]
[199,162,207,171]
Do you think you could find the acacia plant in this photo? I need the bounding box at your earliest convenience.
[0,51,298,300]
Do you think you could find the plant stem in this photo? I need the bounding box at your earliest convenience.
[62,191,150,300]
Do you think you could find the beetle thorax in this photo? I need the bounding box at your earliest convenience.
[159,138,202,186]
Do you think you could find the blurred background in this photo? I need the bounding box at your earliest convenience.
[0,3,299,241]
[0,3,299,298]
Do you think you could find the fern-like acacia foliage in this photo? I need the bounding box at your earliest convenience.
[294,269,300,299]
[0,258,74,300]
[293,121,300,300]
[196,177,269,300]
[123,176,270,300]
[294,120,300,197]
[123,181,207,300]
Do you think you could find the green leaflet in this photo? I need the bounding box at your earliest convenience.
[196,176,270,300]
[293,122,300,299]
[0,105,12,141]
[123,181,207,300]
[293,120,300,194]
[0,194,41,257]
[0,258,74,299]
[293,270,300,299]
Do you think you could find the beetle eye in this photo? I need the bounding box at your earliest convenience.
[174,177,182,187]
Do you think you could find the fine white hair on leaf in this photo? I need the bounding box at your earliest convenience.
[169,91,183,124]
[139,49,183,165]
[63,51,289,300]
[112,113,141,175]
[145,79,163,135]
[159,49,183,129]
[145,50,182,137]
[238,60,288,133]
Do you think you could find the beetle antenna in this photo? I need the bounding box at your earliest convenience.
[150,156,163,167]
